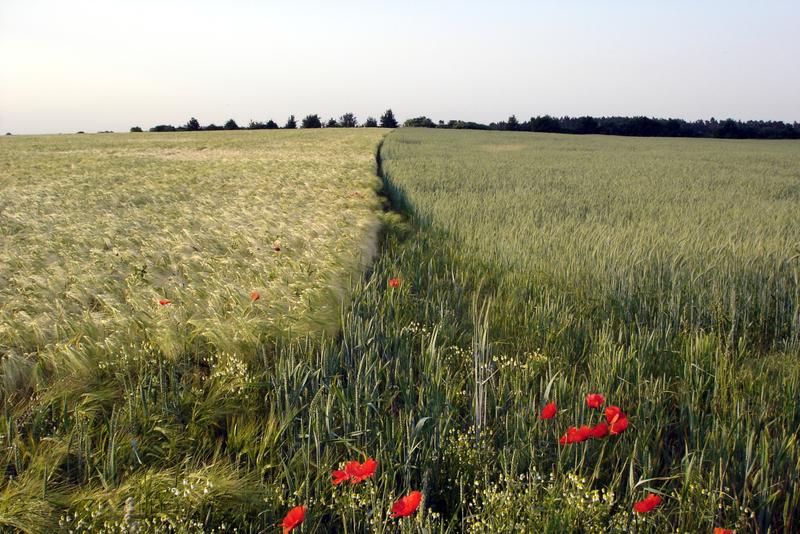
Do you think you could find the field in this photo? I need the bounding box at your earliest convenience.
[383,130,800,350]
[380,129,800,532]
[0,130,386,531]
[1,128,799,533]
[0,130,385,355]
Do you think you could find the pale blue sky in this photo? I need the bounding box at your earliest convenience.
[1,0,798,134]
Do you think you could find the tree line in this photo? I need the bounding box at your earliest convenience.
[131,110,799,139]
[403,114,800,140]
[132,110,398,133]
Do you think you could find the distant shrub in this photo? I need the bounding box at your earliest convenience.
[265,119,279,129]
[363,117,378,128]
[130,126,143,133]
[326,118,339,128]
[205,124,222,131]
[149,125,176,132]
[224,119,239,130]
[284,115,297,129]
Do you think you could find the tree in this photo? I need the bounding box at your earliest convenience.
[530,115,560,133]
[715,118,745,139]
[224,119,239,130]
[185,117,201,131]
[149,125,176,132]
[248,120,279,130]
[363,117,378,127]
[205,123,222,131]
[284,115,297,129]
[339,113,358,128]
[506,115,520,131]
[130,126,143,133]
[380,109,398,128]
[301,114,322,128]
[577,116,598,134]
[404,116,436,128]
[326,118,339,128]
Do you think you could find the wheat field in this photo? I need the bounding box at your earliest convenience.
[1,127,799,532]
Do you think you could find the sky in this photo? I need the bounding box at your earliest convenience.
[1,0,798,134]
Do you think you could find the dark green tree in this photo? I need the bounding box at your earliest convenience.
[380,109,398,128]
[185,117,201,131]
[130,126,143,133]
[529,115,560,133]
[506,115,520,131]
[224,119,239,130]
[284,115,297,129]
[404,116,436,128]
[363,117,378,127]
[301,114,322,128]
[326,118,339,128]
[339,113,358,128]
[265,120,279,129]
[576,116,598,134]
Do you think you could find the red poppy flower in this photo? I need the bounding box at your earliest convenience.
[589,421,608,439]
[540,402,557,420]
[586,393,606,409]
[388,278,401,289]
[609,415,628,435]
[344,458,377,484]
[633,493,662,513]
[159,299,171,305]
[332,470,349,485]
[391,491,422,518]
[281,505,306,533]
[559,425,592,444]
[714,529,735,534]
[559,427,577,444]
[605,405,622,424]
[250,291,261,302]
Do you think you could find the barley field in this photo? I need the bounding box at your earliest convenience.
[0,130,384,359]
[1,127,799,533]
[0,129,387,532]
